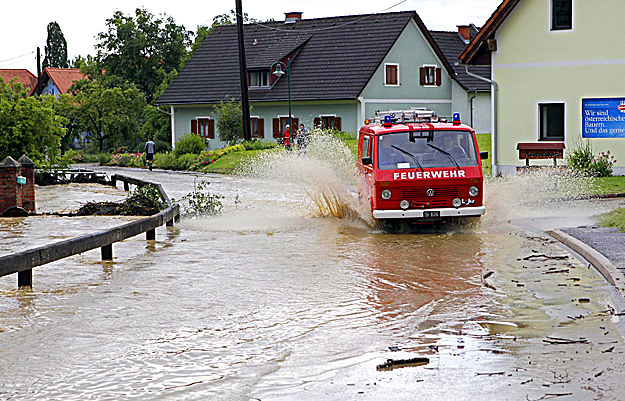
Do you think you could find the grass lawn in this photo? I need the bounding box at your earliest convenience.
[476,133,492,177]
[201,149,267,174]
[598,208,625,232]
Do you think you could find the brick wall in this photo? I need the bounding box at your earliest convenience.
[0,156,21,215]
[18,155,35,212]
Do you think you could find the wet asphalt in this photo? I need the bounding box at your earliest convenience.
[563,225,625,272]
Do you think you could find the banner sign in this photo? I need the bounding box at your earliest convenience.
[582,98,625,138]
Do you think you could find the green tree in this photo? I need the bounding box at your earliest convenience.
[95,8,191,100]
[54,93,82,154]
[71,75,147,151]
[0,78,65,162]
[42,22,69,68]
[215,98,243,143]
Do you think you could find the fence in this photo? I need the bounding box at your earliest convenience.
[0,174,180,288]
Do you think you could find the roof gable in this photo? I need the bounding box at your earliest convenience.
[429,31,491,91]
[0,69,38,95]
[460,0,522,65]
[157,11,433,105]
[41,68,87,95]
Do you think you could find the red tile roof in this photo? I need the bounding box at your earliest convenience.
[42,68,87,95]
[0,69,38,94]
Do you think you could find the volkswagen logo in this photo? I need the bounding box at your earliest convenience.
[427,189,435,197]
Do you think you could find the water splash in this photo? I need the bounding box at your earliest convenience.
[238,130,374,225]
[483,168,596,226]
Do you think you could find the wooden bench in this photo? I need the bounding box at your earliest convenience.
[517,142,565,167]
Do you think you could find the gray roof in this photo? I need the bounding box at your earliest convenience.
[157,11,433,105]
[429,31,491,92]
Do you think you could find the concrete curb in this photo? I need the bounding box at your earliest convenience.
[547,229,625,293]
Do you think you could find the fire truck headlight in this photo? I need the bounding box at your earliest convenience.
[381,190,392,200]
[469,186,479,197]
[400,200,410,210]
[452,198,462,208]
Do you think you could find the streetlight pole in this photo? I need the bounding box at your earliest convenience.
[271,58,292,144]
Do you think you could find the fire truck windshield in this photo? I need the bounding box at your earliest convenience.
[377,130,478,170]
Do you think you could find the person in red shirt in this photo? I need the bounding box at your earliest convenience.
[283,125,291,151]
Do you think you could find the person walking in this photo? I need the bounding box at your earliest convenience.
[283,125,291,151]
[145,137,156,171]
[296,123,310,154]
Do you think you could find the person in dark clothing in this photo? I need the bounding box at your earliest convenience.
[296,123,310,154]
[145,137,156,171]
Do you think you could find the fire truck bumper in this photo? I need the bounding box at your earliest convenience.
[373,206,486,220]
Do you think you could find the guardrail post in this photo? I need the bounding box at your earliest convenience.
[124,181,130,191]
[18,269,32,287]
[146,229,156,240]
[166,219,174,227]
[102,244,113,260]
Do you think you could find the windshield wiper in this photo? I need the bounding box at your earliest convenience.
[427,144,461,170]
[391,145,424,171]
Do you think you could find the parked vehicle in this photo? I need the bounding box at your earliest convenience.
[357,109,488,222]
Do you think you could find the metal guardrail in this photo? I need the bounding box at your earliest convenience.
[0,175,180,288]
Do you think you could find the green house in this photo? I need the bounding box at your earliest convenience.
[156,11,491,150]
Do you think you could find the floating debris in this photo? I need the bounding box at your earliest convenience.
[473,321,519,334]
[376,357,429,371]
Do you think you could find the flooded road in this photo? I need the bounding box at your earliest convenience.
[1,159,625,400]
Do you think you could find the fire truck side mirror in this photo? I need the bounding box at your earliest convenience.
[362,156,373,166]
[480,151,489,160]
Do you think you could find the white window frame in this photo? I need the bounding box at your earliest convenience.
[535,100,567,142]
[422,64,438,87]
[384,63,400,87]
[549,0,574,33]
[249,71,270,88]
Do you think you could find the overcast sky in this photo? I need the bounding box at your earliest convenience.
[1,0,502,73]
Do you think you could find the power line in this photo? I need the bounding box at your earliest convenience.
[0,51,35,64]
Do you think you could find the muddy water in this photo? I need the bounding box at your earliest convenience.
[0,160,624,400]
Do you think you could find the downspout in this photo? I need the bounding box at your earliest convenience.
[469,90,477,127]
[156,105,171,115]
[463,65,498,176]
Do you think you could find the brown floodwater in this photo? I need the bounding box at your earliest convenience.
[1,147,624,400]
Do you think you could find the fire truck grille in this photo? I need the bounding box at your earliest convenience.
[401,186,460,205]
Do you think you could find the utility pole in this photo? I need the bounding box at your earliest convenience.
[36,47,42,95]
[236,0,252,141]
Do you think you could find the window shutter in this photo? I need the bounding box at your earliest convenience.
[191,119,198,135]
[435,68,442,86]
[208,119,215,139]
[273,118,280,137]
[314,117,321,129]
[419,67,426,86]
[258,119,264,138]
[292,118,299,129]
[333,117,342,131]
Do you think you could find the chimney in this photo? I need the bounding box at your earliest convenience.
[457,25,471,44]
[285,12,302,23]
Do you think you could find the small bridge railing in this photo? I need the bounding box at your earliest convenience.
[0,174,180,288]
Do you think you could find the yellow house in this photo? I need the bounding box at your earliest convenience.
[461,0,625,176]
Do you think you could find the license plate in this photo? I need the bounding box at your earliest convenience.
[423,211,440,218]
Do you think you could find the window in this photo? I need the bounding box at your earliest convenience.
[273,117,298,137]
[314,116,342,131]
[191,118,214,139]
[250,117,264,138]
[420,66,442,86]
[385,64,399,86]
[249,71,270,88]
[552,0,572,30]
[539,103,565,141]
[362,135,372,158]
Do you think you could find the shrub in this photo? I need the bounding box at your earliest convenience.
[155,140,171,153]
[330,130,357,141]
[567,140,616,177]
[241,140,276,150]
[174,133,205,157]
[153,152,177,170]
[98,153,111,165]
[176,153,199,170]
[215,97,243,143]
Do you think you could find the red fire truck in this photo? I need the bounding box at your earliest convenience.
[357,109,488,222]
